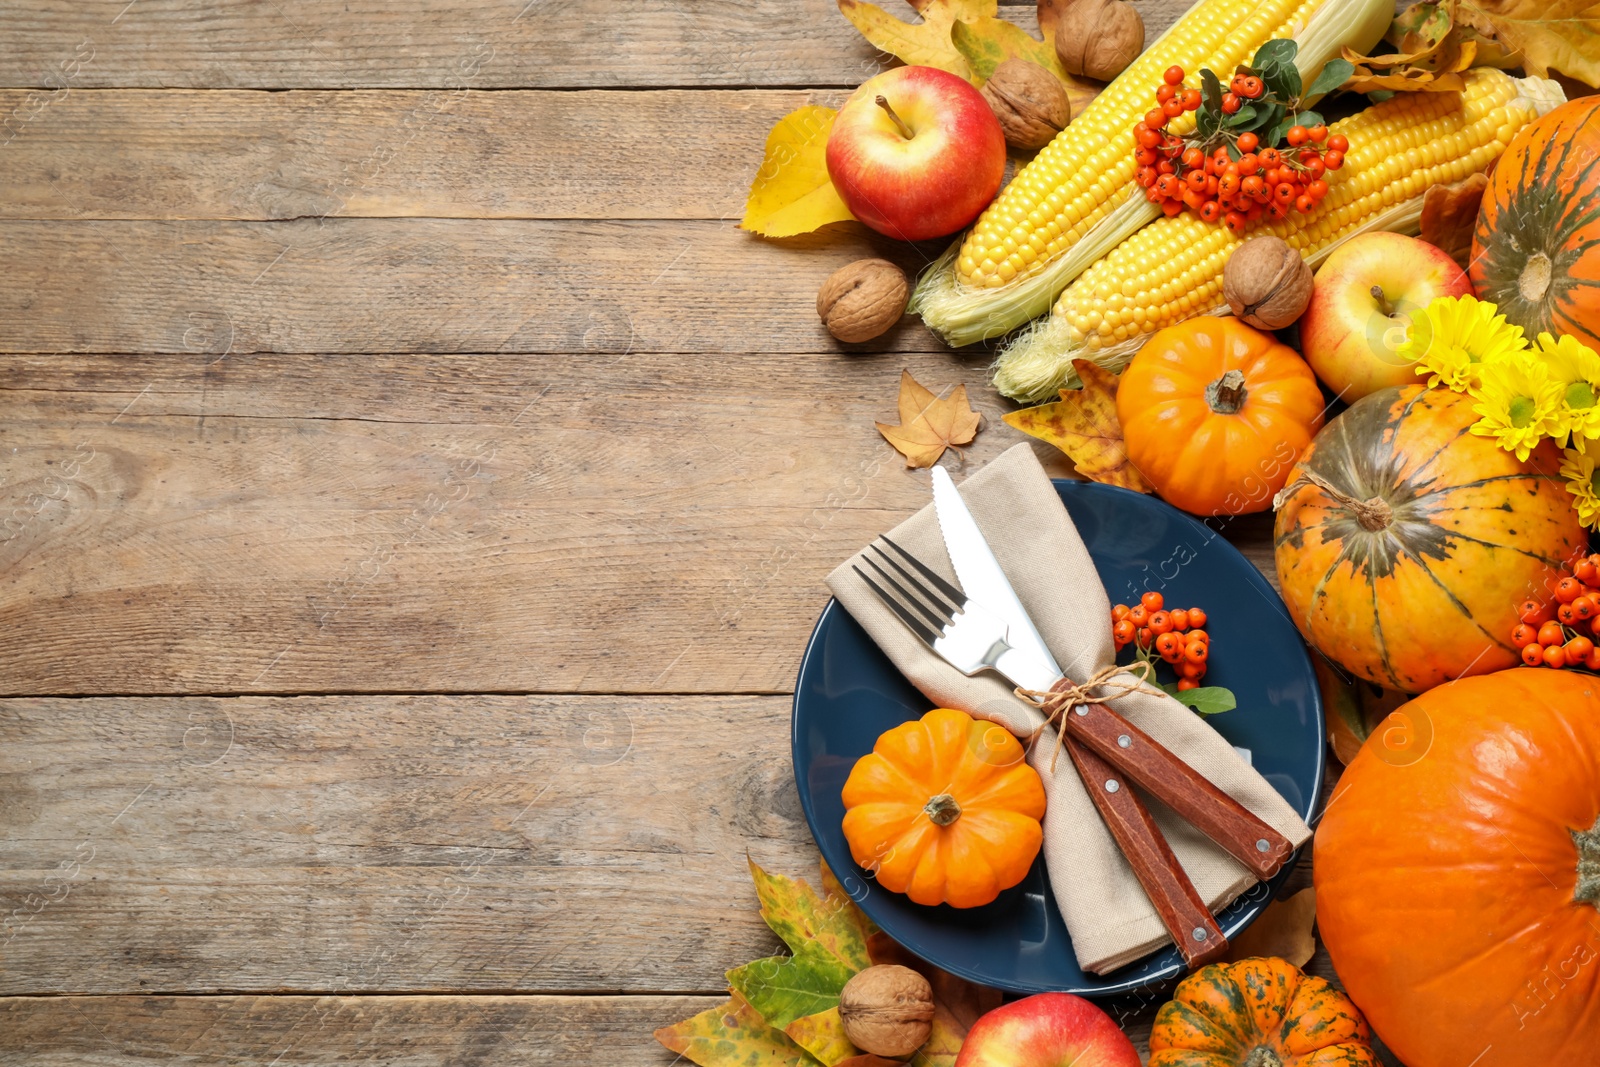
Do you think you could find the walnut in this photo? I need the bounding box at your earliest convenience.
[838,965,935,1058]
[1051,0,1144,82]
[980,59,1070,151]
[1223,236,1314,330]
[817,259,908,343]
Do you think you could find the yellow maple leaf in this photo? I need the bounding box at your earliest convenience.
[1002,360,1151,492]
[741,106,856,238]
[951,16,1101,116]
[1457,0,1600,86]
[837,0,998,80]
[784,1008,859,1066]
[876,369,982,469]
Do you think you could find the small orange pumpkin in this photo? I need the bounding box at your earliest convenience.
[1118,318,1325,516]
[1149,957,1378,1067]
[841,708,1045,908]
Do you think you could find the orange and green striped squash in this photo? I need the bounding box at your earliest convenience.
[1149,957,1377,1067]
[1274,385,1584,693]
[1472,96,1600,349]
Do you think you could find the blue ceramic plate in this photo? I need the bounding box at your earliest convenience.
[791,479,1323,996]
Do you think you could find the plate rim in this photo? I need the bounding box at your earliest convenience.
[789,477,1325,997]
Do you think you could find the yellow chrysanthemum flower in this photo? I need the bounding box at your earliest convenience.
[1561,436,1600,530]
[1469,350,1562,461]
[1402,294,1528,392]
[1535,331,1600,444]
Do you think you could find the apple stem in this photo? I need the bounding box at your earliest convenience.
[1370,284,1394,317]
[876,95,916,140]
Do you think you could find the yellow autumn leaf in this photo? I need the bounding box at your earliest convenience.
[837,0,998,80]
[1223,888,1318,968]
[1002,360,1151,492]
[785,1008,860,1066]
[1457,0,1600,86]
[741,106,856,238]
[876,370,983,468]
[950,16,1101,116]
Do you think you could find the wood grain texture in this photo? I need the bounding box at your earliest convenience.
[0,219,961,355]
[0,994,724,1065]
[0,89,850,221]
[0,694,812,994]
[0,350,1064,695]
[0,2,1185,90]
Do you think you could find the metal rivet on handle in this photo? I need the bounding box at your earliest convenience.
[1075,706,1089,716]
[1104,779,1120,793]
[1256,839,1271,852]
[1192,928,1208,942]
[1117,734,1131,748]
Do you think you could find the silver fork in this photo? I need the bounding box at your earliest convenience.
[852,537,1060,693]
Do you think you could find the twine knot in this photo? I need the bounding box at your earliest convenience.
[1015,659,1161,772]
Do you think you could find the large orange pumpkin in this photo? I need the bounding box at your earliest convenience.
[1472,96,1600,348]
[1316,669,1600,1067]
[1119,317,1325,517]
[1275,385,1583,692]
[841,708,1045,908]
[1149,957,1377,1067]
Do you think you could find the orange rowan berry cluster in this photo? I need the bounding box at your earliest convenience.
[1513,554,1600,670]
[1134,66,1348,235]
[1111,590,1211,690]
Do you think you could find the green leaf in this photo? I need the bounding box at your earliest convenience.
[1161,683,1238,716]
[729,946,856,1029]
[1226,104,1257,127]
[1200,67,1223,113]
[748,857,873,974]
[655,994,824,1067]
[1293,109,1324,130]
[1305,57,1354,99]
[1261,61,1301,101]
[1252,38,1298,70]
[1266,115,1297,147]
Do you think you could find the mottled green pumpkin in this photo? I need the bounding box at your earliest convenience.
[1149,957,1376,1067]
[1275,385,1584,693]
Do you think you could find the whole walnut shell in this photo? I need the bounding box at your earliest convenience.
[980,59,1070,151]
[1051,0,1144,82]
[838,965,935,1058]
[1224,236,1314,330]
[817,259,908,343]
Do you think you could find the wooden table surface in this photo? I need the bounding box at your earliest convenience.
[0,1,1359,1061]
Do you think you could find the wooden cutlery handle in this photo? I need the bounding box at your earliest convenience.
[1060,732,1229,970]
[1061,700,1295,881]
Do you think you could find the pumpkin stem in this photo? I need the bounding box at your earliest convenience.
[1520,252,1554,304]
[1575,813,1600,908]
[1243,1048,1284,1067]
[875,95,916,140]
[923,793,962,827]
[1273,466,1392,532]
[1205,369,1249,414]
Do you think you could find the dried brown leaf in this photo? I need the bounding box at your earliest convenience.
[1457,0,1600,86]
[876,370,982,469]
[1340,38,1475,93]
[1420,172,1490,268]
[1223,888,1317,968]
[1001,360,1150,491]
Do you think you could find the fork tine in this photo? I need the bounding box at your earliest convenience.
[868,543,959,624]
[853,565,938,645]
[862,554,950,631]
[879,535,965,606]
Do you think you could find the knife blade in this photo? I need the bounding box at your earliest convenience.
[929,466,1062,679]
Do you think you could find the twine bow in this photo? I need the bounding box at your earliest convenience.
[1016,659,1161,772]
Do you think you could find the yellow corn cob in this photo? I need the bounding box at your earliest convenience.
[991,69,1567,403]
[909,0,1394,347]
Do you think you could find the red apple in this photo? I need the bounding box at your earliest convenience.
[826,65,1006,242]
[953,992,1141,1067]
[1300,231,1472,402]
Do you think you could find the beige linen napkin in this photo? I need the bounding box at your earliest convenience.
[826,443,1311,974]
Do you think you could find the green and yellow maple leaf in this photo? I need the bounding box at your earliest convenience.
[837,0,997,79]
[655,993,822,1067]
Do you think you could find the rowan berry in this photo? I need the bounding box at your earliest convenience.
[1546,645,1569,669]
[1574,596,1597,621]
[1187,608,1207,628]
[1520,598,1554,625]
[1141,591,1164,612]
[1185,640,1208,663]
[1558,576,1584,602]
[1286,125,1309,146]
[1539,619,1566,646]
[1567,635,1594,661]
[1523,643,1547,666]
[1181,89,1202,111]
[1113,619,1136,645]
[1512,622,1538,646]
[1156,83,1178,104]
[1199,200,1222,223]
[1560,603,1579,626]
[1177,678,1200,691]
[1236,132,1259,153]
[1222,93,1241,115]
[1164,65,1186,85]
[1327,133,1349,153]
[1169,608,1191,631]
[1577,558,1599,585]
[1138,626,1154,647]
[1324,149,1345,170]
[1240,76,1263,98]
[1308,124,1328,143]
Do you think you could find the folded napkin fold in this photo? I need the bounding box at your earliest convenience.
[826,443,1311,974]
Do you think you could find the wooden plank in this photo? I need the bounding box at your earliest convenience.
[0,350,1045,695]
[0,89,852,222]
[0,994,722,1065]
[0,2,1185,90]
[0,694,812,994]
[0,219,960,355]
